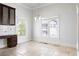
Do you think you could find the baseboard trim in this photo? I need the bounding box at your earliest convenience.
[18,40,32,45]
[33,39,76,49]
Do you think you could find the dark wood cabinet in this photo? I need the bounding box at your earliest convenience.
[0,35,17,48]
[2,6,9,25]
[7,35,17,48]
[0,3,15,25]
[0,4,2,24]
[0,4,16,48]
[9,8,15,25]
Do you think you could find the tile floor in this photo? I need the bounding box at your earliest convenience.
[0,41,77,56]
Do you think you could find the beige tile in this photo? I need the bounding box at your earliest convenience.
[0,41,77,56]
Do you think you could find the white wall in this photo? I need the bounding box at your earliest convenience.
[0,3,33,48]
[78,4,79,50]
[0,3,77,48]
[33,4,77,48]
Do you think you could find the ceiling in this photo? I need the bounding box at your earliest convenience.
[21,3,52,9]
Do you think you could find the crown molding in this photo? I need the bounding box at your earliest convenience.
[19,3,53,10]
[32,3,52,10]
[2,3,53,10]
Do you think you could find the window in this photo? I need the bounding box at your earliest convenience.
[41,17,59,39]
[49,20,58,38]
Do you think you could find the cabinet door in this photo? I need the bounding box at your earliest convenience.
[9,8,15,25]
[2,6,9,25]
[0,4,2,24]
[7,35,17,48]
